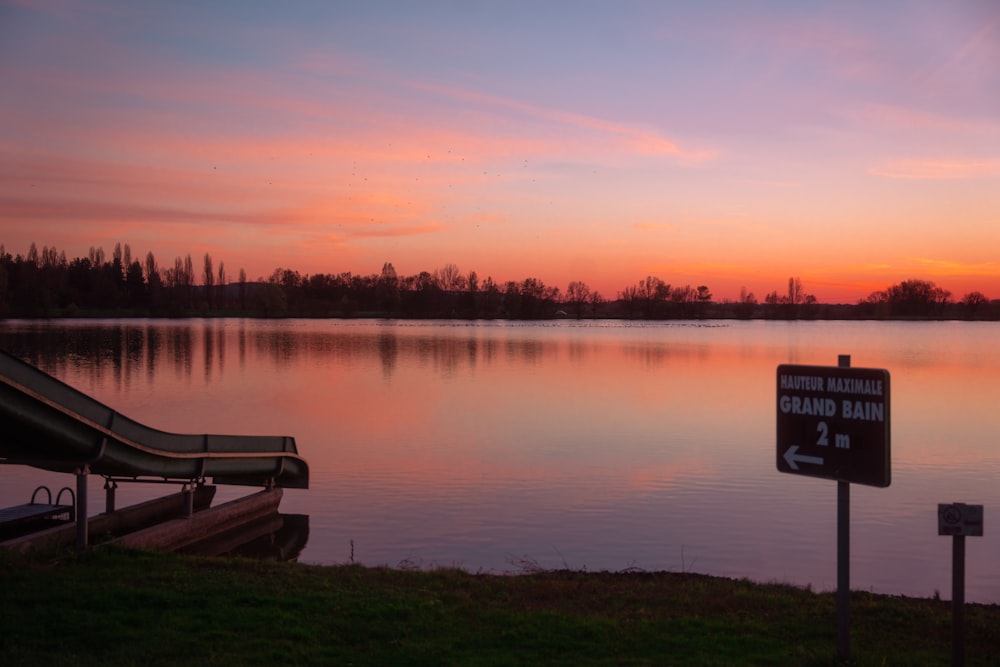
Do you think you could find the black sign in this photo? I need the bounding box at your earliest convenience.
[776,364,890,487]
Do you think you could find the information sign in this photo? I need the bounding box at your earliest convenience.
[776,364,891,487]
[938,503,984,537]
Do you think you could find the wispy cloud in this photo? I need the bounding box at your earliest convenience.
[633,222,676,232]
[336,221,444,241]
[850,104,999,134]
[410,81,715,163]
[868,158,1000,180]
[0,152,445,238]
[913,257,1000,278]
[907,15,1000,91]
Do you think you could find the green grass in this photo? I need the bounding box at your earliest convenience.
[1,548,998,666]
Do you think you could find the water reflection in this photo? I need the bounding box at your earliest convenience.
[0,320,771,383]
[182,513,309,562]
[1,319,999,602]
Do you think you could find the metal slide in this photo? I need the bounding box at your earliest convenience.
[0,349,308,489]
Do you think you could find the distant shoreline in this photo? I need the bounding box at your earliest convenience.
[2,307,999,322]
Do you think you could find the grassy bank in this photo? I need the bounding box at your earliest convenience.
[2,548,998,666]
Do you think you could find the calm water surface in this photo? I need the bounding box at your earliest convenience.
[1,319,998,602]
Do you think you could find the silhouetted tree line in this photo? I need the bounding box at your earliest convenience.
[0,242,997,320]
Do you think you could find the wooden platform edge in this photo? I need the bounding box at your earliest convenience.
[0,486,217,553]
[111,487,283,552]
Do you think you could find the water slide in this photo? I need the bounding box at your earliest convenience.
[0,348,308,489]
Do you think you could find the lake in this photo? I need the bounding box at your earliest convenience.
[1,318,998,602]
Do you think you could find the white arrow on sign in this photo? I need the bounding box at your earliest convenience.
[784,445,824,471]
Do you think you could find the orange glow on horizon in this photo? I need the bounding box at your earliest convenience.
[2,2,998,306]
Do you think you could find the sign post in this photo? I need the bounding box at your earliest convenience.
[836,357,851,663]
[776,356,891,663]
[939,502,984,667]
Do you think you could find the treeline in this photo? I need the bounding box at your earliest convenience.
[0,242,568,319]
[0,242,997,320]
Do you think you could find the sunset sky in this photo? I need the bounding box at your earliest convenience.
[2,1,998,303]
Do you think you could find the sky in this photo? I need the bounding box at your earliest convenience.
[1,1,998,303]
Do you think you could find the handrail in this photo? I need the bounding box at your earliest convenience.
[55,486,76,507]
[30,485,52,505]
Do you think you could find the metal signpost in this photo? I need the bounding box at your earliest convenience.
[939,502,984,667]
[776,355,891,662]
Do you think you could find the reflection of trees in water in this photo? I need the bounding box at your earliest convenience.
[238,321,247,368]
[260,330,298,366]
[232,327,563,380]
[0,322,624,388]
[622,342,674,368]
[414,336,473,378]
[0,321,236,393]
[115,325,145,392]
[504,338,548,366]
[168,326,193,380]
[146,326,160,384]
[464,336,478,368]
[0,322,173,391]
[216,322,225,377]
[377,332,397,379]
[567,339,589,364]
[620,341,711,368]
[481,337,498,365]
[204,322,214,381]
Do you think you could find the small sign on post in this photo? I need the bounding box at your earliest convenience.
[939,503,984,667]
[939,503,983,537]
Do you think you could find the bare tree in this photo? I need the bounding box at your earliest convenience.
[671,285,693,303]
[788,276,804,305]
[736,286,757,319]
[618,284,640,318]
[40,245,60,268]
[203,253,214,289]
[435,263,465,291]
[881,279,951,317]
[144,251,159,283]
[217,260,226,309]
[961,291,989,310]
[377,261,400,313]
[632,276,668,318]
[566,280,591,318]
[202,253,214,309]
[183,255,194,286]
[238,267,247,310]
[589,290,603,317]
